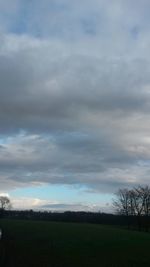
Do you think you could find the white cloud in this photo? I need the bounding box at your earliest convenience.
[0,192,10,197]
[11,197,52,210]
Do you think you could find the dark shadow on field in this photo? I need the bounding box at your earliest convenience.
[0,234,149,267]
[0,235,65,267]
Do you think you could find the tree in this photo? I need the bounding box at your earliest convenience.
[113,185,150,231]
[138,185,150,216]
[135,186,150,231]
[0,196,11,211]
[113,188,130,216]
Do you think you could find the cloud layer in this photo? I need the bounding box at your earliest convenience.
[0,1,150,197]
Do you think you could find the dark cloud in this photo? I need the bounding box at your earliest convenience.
[0,45,150,135]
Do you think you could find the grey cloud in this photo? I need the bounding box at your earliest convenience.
[0,130,150,193]
[1,1,150,194]
[0,37,150,136]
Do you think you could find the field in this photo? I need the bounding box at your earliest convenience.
[0,219,150,267]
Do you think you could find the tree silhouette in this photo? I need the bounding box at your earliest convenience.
[113,185,150,231]
[0,196,11,210]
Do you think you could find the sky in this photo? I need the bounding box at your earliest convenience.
[0,0,150,212]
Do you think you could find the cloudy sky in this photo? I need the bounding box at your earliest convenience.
[0,0,150,211]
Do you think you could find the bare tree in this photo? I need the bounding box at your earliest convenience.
[113,185,150,231]
[139,186,150,216]
[135,186,150,231]
[113,188,130,216]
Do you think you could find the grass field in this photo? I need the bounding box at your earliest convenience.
[0,219,150,267]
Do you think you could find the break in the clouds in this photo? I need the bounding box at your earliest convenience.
[0,0,150,209]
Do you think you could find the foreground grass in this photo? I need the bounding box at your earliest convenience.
[0,219,150,267]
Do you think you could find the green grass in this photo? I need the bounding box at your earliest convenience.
[0,219,150,267]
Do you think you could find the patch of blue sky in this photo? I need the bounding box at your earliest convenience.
[0,134,18,145]
[0,136,10,145]
[10,185,77,200]
[8,0,69,37]
[130,26,140,40]
[6,0,101,39]
[0,138,5,145]
[81,18,97,36]
[8,0,30,35]
[10,184,113,205]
